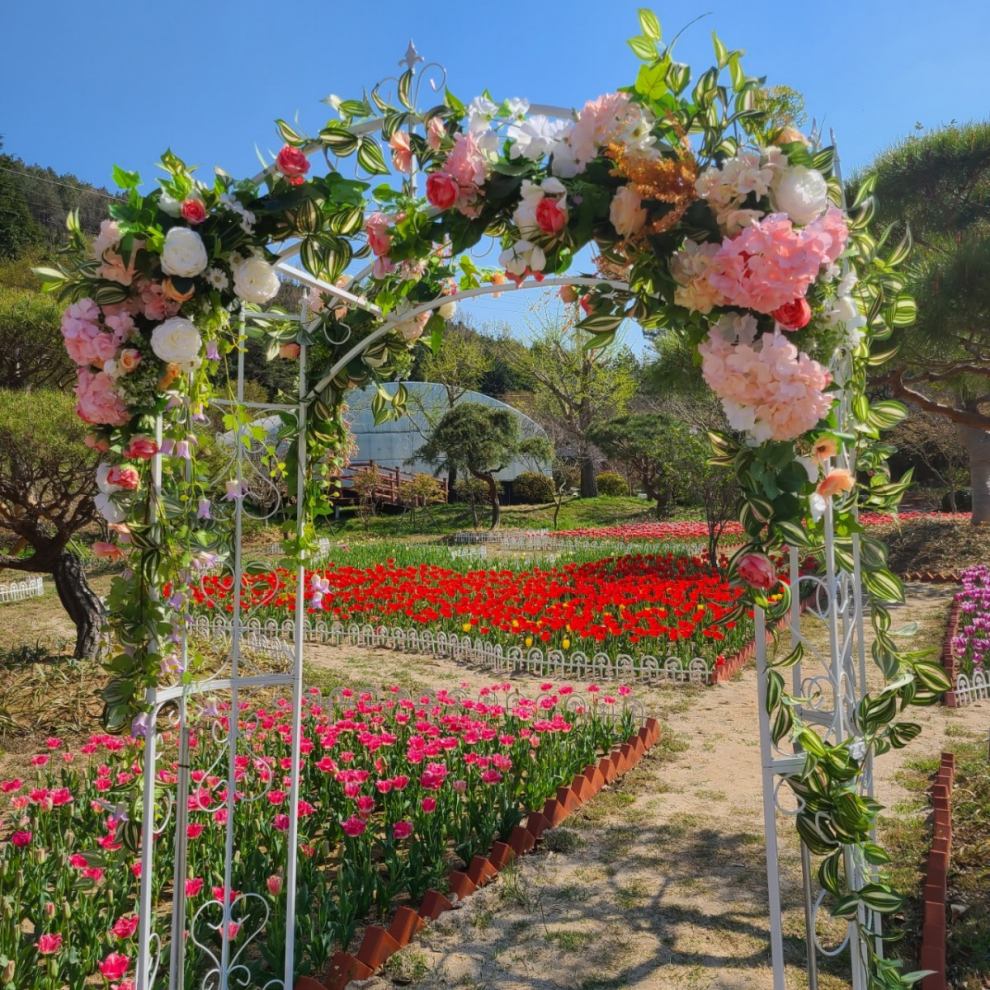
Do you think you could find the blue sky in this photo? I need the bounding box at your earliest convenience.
[4,0,987,348]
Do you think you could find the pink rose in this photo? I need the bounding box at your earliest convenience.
[771,297,812,331]
[180,199,207,224]
[364,212,392,256]
[92,542,124,562]
[535,197,567,235]
[609,185,647,237]
[106,465,140,491]
[84,435,110,453]
[817,468,855,498]
[124,436,158,460]
[279,343,301,360]
[98,952,130,982]
[117,349,141,374]
[276,145,310,185]
[426,172,459,210]
[737,553,777,591]
[389,131,413,173]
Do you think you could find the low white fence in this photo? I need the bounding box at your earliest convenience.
[0,575,43,604]
[190,614,714,684]
[953,669,989,706]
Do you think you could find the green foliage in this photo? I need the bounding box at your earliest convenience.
[512,471,555,504]
[0,388,97,566]
[417,402,521,479]
[594,471,630,497]
[0,265,74,388]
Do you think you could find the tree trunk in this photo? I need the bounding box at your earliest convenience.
[959,423,990,523]
[448,464,457,495]
[475,471,501,529]
[579,457,598,498]
[51,550,105,659]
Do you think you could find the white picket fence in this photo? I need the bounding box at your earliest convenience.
[190,613,715,684]
[0,575,43,604]
[954,669,989,706]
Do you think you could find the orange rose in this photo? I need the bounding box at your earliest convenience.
[817,468,855,497]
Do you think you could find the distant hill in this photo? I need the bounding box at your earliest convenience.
[0,142,115,258]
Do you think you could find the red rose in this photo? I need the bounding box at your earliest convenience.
[180,199,207,225]
[124,436,158,460]
[737,552,777,591]
[426,172,459,210]
[535,197,567,235]
[276,145,310,185]
[771,297,812,331]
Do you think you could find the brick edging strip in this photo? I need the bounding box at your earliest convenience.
[299,717,661,990]
[940,599,961,708]
[900,571,963,584]
[919,751,955,990]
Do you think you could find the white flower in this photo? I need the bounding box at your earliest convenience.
[504,97,530,121]
[467,95,498,127]
[797,455,820,483]
[232,257,280,304]
[438,301,457,320]
[771,165,829,226]
[96,461,116,494]
[95,491,126,524]
[158,193,182,217]
[90,220,121,261]
[511,178,567,239]
[711,312,759,346]
[225,199,256,234]
[507,114,569,161]
[160,227,208,277]
[205,268,229,291]
[499,239,546,276]
[809,492,828,522]
[151,317,203,370]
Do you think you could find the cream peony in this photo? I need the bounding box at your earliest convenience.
[160,227,208,277]
[151,317,202,370]
[771,165,829,226]
[232,257,280,304]
[438,301,458,320]
[609,186,647,237]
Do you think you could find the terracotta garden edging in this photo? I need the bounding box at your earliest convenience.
[919,752,955,990]
[298,716,661,990]
[940,599,962,708]
[900,570,962,584]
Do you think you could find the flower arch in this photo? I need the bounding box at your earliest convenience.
[42,11,943,989]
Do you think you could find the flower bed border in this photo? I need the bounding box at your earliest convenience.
[293,717,661,990]
[940,600,962,708]
[918,752,955,990]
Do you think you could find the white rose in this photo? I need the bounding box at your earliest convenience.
[771,165,828,226]
[95,491,126,524]
[437,301,457,320]
[609,186,647,237]
[499,240,545,277]
[160,227,208,277]
[232,257,280,304]
[151,317,202,370]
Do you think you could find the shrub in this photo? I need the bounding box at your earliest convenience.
[595,471,630,497]
[399,473,446,510]
[512,471,555,504]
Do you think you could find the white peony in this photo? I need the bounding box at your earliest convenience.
[438,301,457,320]
[158,193,182,218]
[95,491,126,524]
[507,114,570,161]
[151,317,202,370]
[232,257,280,304]
[96,461,116,493]
[771,165,829,226]
[160,226,208,277]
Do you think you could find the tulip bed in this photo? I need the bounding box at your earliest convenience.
[188,552,753,666]
[552,512,969,543]
[950,564,990,678]
[0,683,635,989]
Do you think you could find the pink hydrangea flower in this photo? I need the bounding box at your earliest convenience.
[75,369,130,426]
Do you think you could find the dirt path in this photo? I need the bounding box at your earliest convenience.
[300,585,988,990]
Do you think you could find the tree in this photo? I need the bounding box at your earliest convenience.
[591,413,702,518]
[0,257,75,389]
[0,389,103,657]
[416,402,533,528]
[511,311,638,497]
[864,122,990,520]
[889,409,968,510]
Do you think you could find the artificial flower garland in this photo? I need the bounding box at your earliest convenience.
[39,11,945,986]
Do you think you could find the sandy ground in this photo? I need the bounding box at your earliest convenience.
[299,585,989,990]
